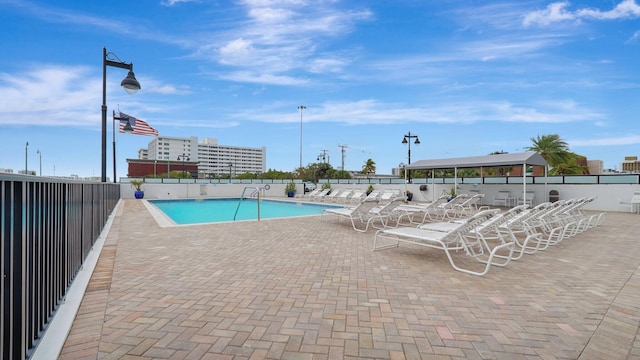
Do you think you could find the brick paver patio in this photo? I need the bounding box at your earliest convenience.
[59,199,640,359]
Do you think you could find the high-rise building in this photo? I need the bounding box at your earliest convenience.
[143,136,266,177]
[621,156,640,173]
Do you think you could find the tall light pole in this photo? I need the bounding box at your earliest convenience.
[298,105,306,169]
[36,149,42,176]
[402,131,420,183]
[102,47,141,182]
[25,141,29,174]
[178,154,189,177]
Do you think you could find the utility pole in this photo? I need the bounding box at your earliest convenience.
[338,144,348,171]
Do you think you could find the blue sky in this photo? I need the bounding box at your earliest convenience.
[1,0,639,178]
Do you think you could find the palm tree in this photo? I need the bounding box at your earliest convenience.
[362,158,376,179]
[525,134,574,173]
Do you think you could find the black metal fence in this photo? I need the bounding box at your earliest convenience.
[1,174,119,359]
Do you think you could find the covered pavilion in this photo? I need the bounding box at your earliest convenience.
[405,152,548,202]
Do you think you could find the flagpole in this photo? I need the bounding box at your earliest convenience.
[112,110,118,183]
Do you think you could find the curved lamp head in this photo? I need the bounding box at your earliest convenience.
[121,70,141,95]
[402,137,408,144]
[414,138,420,145]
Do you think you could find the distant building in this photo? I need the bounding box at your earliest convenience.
[621,156,640,173]
[138,148,149,159]
[0,168,14,174]
[127,159,198,178]
[17,170,37,175]
[141,136,266,178]
[587,160,603,175]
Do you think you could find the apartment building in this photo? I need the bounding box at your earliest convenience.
[143,136,266,177]
[621,156,640,173]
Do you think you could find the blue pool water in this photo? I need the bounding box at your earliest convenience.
[148,198,342,225]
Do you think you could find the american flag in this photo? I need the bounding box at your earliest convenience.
[118,112,159,136]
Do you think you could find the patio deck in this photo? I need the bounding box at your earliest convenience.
[58,199,640,359]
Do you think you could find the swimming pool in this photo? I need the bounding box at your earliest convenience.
[147,198,343,225]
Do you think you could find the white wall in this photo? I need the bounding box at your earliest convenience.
[121,181,640,212]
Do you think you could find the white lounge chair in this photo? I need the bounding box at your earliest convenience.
[397,195,449,224]
[378,189,401,203]
[320,198,384,232]
[373,209,516,276]
[445,193,487,218]
[303,188,321,199]
[367,197,411,229]
[363,190,381,202]
[310,188,330,201]
[333,189,353,203]
[321,189,343,202]
[347,190,366,204]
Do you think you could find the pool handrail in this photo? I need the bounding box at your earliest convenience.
[233,186,267,221]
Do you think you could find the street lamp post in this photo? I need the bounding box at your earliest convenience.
[228,163,233,179]
[102,47,141,182]
[37,149,42,176]
[317,149,329,163]
[402,131,420,183]
[25,141,29,174]
[178,154,189,177]
[298,105,306,169]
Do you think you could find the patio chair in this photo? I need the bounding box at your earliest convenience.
[320,198,384,232]
[517,191,535,207]
[492,191,510,206]
[373,209,516,276]
[619,191,640,213]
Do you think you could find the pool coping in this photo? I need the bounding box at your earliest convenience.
[143,197,346,227]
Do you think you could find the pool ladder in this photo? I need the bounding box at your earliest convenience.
[233,186,267,221]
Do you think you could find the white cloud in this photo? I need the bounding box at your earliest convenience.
[0,65,187,126]
[627,30,640,43]
[227,98,604,126]
[161,0,199,6]
[199,2,372,84]
[523,0,640,27]
[219,38,256,66]
[0,65,99,127]
[308,57,347,73]
[219,71,308,85]
[577,0,640,20]
[523,2,576,27]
